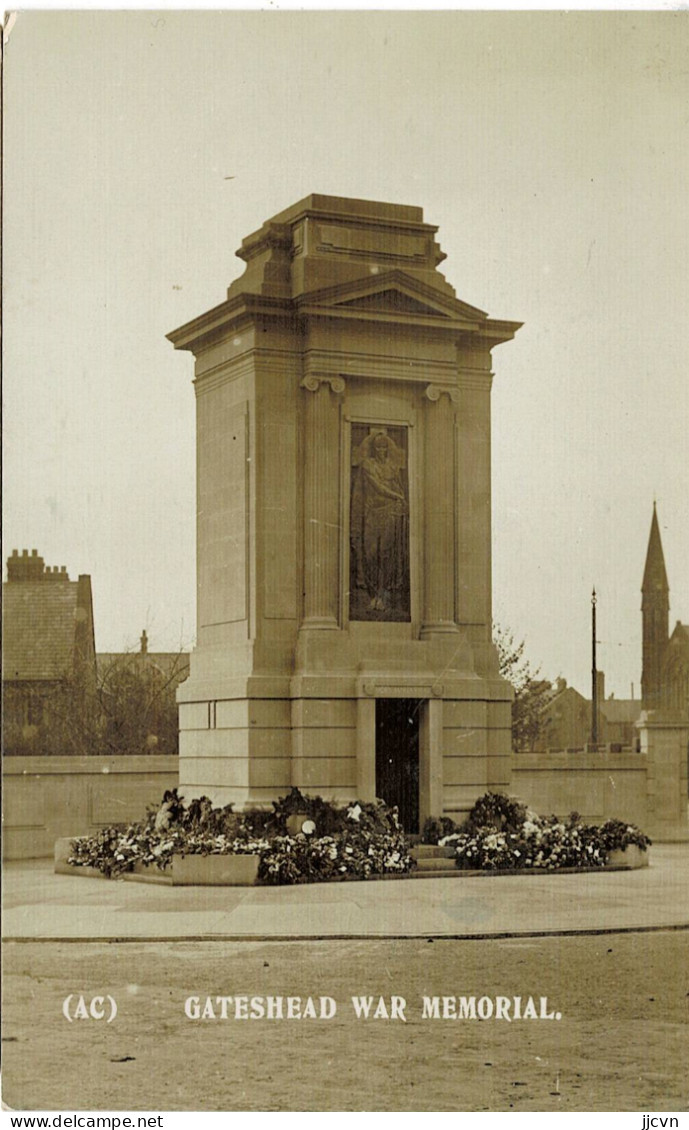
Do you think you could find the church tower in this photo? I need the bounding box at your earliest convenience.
[641,503,670,709]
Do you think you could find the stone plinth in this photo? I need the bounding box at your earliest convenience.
[168,195,521,829]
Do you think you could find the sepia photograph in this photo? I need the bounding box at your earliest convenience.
[2,9,688,1116]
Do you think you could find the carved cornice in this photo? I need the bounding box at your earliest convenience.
[456,369,494,393]
[236,221,293,264]
[303,349,457,388]
[167,293,295,354]
[193,354,257,397]
[300,375,346,394]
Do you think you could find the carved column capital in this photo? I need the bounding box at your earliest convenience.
[424,383,458,404]
[300,375,346,395]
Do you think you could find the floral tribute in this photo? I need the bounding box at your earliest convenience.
[422,792,651,871]
[67,787,415,884]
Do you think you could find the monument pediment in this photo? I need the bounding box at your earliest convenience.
[339,290,452,318]
[298,272,488,327]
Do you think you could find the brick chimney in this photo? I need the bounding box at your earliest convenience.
[6,549,70,582]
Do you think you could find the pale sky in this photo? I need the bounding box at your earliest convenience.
[3,10,688,699]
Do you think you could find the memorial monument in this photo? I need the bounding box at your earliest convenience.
[168,194,521,831]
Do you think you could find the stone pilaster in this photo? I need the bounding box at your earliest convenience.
[421,384,459,638]
[419,697,444,822]
[356,696,377,800]
[300,375,345,629]
[455,366,494,673]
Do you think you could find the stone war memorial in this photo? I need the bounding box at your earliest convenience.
[168,194,521,832]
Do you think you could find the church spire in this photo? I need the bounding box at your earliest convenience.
[642,502,670,601]
[641,503,670,708]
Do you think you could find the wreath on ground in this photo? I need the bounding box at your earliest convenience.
[422,792,651,871]
[67,788,415,884]
[67,788,651,883]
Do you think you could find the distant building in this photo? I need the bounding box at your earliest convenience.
[2,549,190,756]
[97,629,190,686]
[599,693,640,747]
[536,679,589,751]
[96,629,190,756]
[664,622,689,715]
[535,505,687,751]
[2,549,96,754]
[535,673,639,752]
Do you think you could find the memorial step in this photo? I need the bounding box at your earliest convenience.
[413,857,459,873]
[409,866,463,880]
[410,844,457,860]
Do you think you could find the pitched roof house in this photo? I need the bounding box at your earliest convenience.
[2,549,96,753]
[535,675,640,752]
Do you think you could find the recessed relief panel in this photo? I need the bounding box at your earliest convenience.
[349,423,410,622]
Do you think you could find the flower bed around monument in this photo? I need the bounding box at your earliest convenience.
[64,788,651,885]
[66,787,416,885]
[422,793,651,871]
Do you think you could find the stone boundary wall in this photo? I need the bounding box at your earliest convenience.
[3,755,179,860]
[512,750,649,829]
[4,716,686,859]
[512,712,688,841]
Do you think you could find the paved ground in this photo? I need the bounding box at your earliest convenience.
[3,844,689,940]
[3,933,688,1111]
[3,850,688,1111]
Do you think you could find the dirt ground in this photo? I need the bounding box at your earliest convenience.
[2,931,688,1112]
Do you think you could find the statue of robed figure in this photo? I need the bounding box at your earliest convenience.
[350,427,410,621]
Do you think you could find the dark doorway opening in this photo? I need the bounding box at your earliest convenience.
[375,698,421,834]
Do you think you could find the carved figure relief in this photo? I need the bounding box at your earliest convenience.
[349,424,411,622]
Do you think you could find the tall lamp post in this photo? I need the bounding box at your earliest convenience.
[591,587,598,745]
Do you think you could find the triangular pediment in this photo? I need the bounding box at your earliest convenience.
[338,289,452,318]
[298,270,489,324]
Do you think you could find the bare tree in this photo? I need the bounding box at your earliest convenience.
[493,624,553,753]
[97,650,189,756]
[5,649,189,756]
